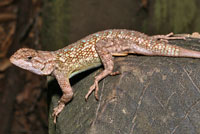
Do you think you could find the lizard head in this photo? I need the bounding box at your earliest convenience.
[10,48,55,75]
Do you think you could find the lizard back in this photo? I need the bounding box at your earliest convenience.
[53,29,181,76]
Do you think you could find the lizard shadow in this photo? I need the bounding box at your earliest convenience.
[70,65,102,86]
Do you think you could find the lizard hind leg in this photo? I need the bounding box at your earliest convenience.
[85,40,119,100]
[85,54,115,100]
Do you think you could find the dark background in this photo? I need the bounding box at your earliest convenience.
[0,0,200,134]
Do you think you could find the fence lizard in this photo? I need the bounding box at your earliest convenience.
[10,29,200,123]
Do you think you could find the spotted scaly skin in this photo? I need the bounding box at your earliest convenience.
[10,29,200,123]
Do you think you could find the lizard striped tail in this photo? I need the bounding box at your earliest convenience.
[145,41,200,58]
[178,47,200,58]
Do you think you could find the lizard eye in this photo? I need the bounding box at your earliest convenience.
[27,56,32,60]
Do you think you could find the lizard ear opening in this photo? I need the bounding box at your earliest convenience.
[41,63,55,75]
[27,56,32,60]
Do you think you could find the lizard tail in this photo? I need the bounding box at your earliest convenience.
[147,41,200,58]
[178,47,200,58]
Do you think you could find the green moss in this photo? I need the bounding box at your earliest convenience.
[154,0,196,33]
[41,0,70,51]
[194,13,200,32]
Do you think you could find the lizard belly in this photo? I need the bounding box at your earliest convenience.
[69,62,102,78]
[69,52,101,78]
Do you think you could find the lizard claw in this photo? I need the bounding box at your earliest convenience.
[52,102,65,123]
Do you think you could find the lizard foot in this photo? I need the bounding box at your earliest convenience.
[85,71,120,101]
[152,32,186,41]
[85,80,99,101]
[52,102,65,123]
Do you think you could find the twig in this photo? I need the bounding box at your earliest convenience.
[0,23,15,58]
[0,13,16,22]
[0,0,13,7]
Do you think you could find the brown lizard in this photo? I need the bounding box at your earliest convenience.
[9,29,200,123]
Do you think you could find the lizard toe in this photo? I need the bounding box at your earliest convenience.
[110,71,120,76]
[94,82,99,100]
[52,102,65,123]
[85,83,96,100]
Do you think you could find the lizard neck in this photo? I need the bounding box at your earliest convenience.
[37,50,56,75]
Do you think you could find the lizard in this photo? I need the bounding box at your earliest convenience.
[9,29,200,123]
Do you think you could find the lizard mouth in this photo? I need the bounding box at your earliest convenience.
[10,57,44,75]
[9,55,18,65]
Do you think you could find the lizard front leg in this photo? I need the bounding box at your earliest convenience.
[52,71,73,123]
[85,39,119,100]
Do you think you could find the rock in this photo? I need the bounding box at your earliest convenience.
[49,38,200,134]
